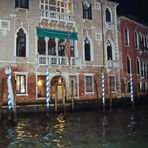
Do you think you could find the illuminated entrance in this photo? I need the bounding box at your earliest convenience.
[50,76,66,103]
[37,75,66,103]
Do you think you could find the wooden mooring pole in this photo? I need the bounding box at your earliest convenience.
[55,83,58,113]
[71,80,74,111]
[0,77,5,120]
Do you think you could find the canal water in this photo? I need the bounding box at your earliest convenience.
[0,105,148,148]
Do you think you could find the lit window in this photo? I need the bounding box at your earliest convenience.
[16,74,27,94]
[37,75,46,98]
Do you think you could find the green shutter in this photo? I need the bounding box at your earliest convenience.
[37,28,78,40]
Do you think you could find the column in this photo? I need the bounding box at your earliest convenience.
[45,37,49,64]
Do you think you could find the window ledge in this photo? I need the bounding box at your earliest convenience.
[82,19,92,23]
[37,97,46,100]
[15,8,28,13]
[85,92,95,95]
[16,94,29,97]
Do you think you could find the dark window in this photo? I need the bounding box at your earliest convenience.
[86,76,93,92]
[58,45,65,56]
[137,59,140,74]
[109,76,116,91]
[127,82,130,93]
[15,0,29,9]
[139,34,144,50]
[125,27,129,46]
[127,57,131,73]
[82,2,92,20]
[107,43,112,60]
[38,37,46,55]
[48,38,56,56]
[105,8,111,22]
[141,62,144,77]
[84,37,91,61]
[134,32,138,48]
[16,28,26,57]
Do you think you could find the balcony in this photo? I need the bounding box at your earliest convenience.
[107,60,120,69]
[39,9,75,27]
[38,55,80,67]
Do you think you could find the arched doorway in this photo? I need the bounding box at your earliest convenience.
[50,76,66,103]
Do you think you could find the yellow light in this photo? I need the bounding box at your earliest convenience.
[38,80,42,87]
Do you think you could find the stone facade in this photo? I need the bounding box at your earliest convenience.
[119,16,148,99]
[0,0,121,105]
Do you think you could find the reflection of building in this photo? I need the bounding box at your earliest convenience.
[119,16,148,99]
[0,0,120,105]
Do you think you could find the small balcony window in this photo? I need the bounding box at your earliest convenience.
[15,0,29,9]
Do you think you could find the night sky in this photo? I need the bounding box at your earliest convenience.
[111,0,148,25]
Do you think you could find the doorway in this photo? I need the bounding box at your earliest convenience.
[50,76,66,103]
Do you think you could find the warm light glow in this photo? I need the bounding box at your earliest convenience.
[58,77,62,85]
[38,80,42,87]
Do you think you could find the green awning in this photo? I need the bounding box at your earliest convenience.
[37,28,78,40]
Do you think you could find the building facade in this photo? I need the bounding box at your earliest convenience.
[0,0,120,106]
[119,16,148,100]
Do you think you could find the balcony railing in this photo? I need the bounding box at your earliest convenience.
[107,60,120,69]
[40,9,75,25]
[38,55,80,67]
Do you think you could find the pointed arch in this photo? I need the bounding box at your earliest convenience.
[83,35,93,62]
[82,1,92,20]
[106,40,112,60]
[105,8,112,23]
[15,26,29,57]
[105,38,115,61]
[136,57,141,75]
[124,27,130,46]
[127,55,131,74]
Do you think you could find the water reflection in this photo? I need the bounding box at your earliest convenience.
[51,113,65,147]
[0,105,148,148]
[127,111,138,143]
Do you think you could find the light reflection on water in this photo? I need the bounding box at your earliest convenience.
[0,105,148,148]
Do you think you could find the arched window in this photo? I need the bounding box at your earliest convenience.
[125,27,130,46]
[82,2,92,20]
[127,56,131,73]
[16,28,26,57]
[137,58,140,74]
[107,41,112,60]
[134,31,139,48]
[105,8,111,22]
[84,37,91,61]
